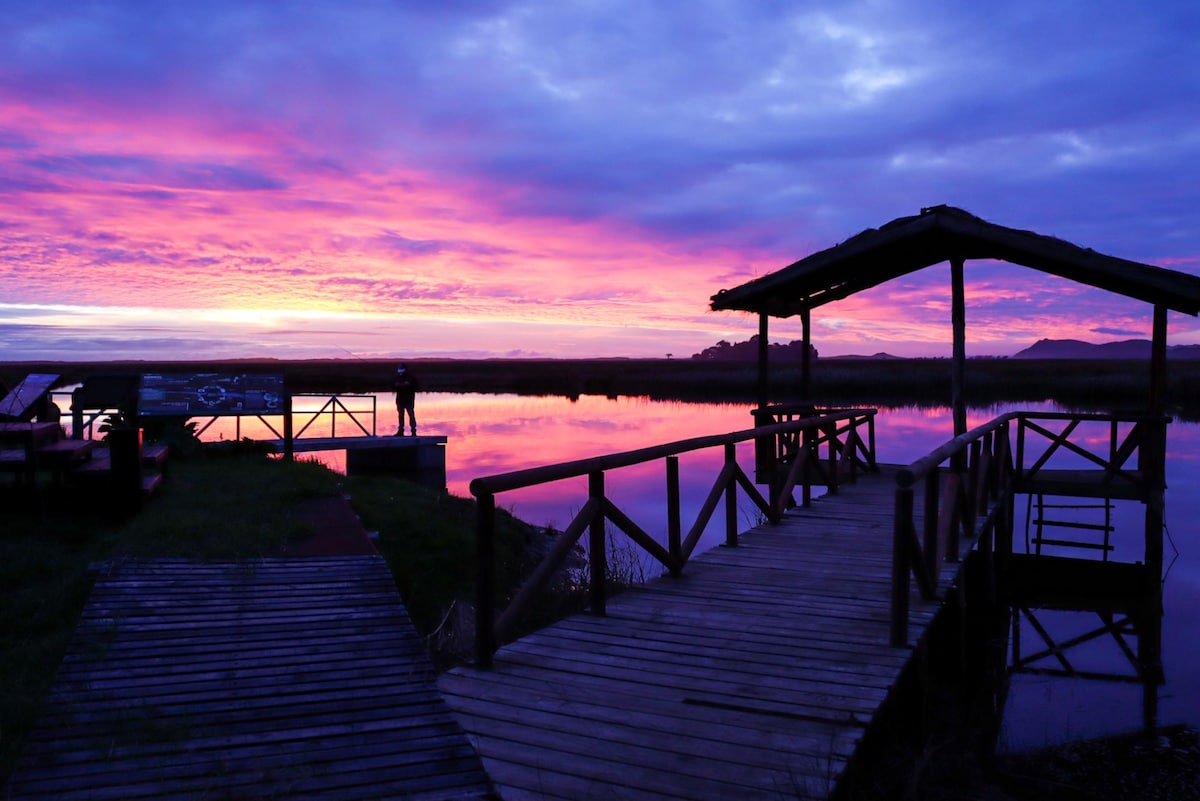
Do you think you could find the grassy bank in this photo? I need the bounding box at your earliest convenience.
[5,356,1200,415]
[0,452,541,785]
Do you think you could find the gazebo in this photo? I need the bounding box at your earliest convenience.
[710,204,1200,433]
[710,206,1200,726]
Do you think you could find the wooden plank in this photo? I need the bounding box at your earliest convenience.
[5,556,494,801]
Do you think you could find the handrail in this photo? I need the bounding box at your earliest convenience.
[472,408,878,667]
[291,393,377,439]
[890,410,1168,647]
[470,409,874,495]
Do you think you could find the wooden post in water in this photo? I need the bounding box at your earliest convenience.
[1141,303,1168,730]
[588,471,607,616]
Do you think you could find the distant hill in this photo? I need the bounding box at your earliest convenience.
[1013,338,1200,360]
[830,352,905,360]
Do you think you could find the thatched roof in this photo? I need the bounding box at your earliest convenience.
[710,205,1200,318]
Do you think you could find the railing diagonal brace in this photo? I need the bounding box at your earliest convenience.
[494,497,601,644]
[601,498,680,574]
[730,462,776,524]
[681,461,738,561]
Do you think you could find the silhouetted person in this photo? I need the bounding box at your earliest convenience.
[393,364,418,436]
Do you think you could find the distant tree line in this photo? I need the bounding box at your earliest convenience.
[691,335,817,362]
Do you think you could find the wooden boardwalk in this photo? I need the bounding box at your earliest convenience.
[5,556,495,801]
[439,468,957,801]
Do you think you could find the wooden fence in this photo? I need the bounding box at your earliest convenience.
[470,408,878,667]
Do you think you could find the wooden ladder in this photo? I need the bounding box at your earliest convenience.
[1025,493,1115,559]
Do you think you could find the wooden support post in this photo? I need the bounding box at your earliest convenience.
[1135,418,1166,737]
[757,311,770,412]
[724,443,738,548]
[475,492,496,669]
[1140,604,1162,733]
[1143,304,1166,724]
[1149,304,1168,417]
[589,471,607,616]
[667,456,682,575]
[892,487,914,647]
[800,307,812,400]
[109,426,143,516]
[950,257,967,439]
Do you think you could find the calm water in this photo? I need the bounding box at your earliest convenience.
[195,392,1200,749]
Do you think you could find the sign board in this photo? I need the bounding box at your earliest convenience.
[138,373,285,416]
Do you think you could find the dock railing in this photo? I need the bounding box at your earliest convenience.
[752,403,878,507]
[471,408,877,667]
[289,393,377,439]
[891,410,1167,647]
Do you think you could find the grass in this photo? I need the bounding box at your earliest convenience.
[0,449,540,786]
[343,473,537,640]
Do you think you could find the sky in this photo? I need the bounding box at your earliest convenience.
[2,0,1199,361]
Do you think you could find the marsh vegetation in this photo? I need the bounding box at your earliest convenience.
[5,356,1199,415]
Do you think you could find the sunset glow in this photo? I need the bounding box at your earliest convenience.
[3,2,1198,360]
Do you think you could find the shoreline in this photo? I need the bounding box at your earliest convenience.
[4,356,1199,415]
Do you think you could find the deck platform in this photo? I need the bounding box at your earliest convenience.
[5,556,494,801]
[438,467,957,801]
[264,434,448,453]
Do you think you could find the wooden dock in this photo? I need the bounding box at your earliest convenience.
[5,556,494,801]
[439,467,957,801]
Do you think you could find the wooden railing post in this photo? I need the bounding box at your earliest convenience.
[868,414,877,469]
[667,456,682,576]
[724,442,738,547]
[995,423,1014,578]
[589,471,607,616]
[801,427,814,507]
[923,468,941,577]
[475,492,496,668]
[825,423,839,495]
[944,472,961,561]
[283,393,294,462]
[966,439,981,532]
[892,485,914,647]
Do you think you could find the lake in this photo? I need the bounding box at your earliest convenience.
[204,391,1200,751]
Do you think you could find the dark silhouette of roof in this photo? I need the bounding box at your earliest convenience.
[710,205,1200,317]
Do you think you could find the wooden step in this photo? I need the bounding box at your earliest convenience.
[142,473,164,495]
[35,439,96,466]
